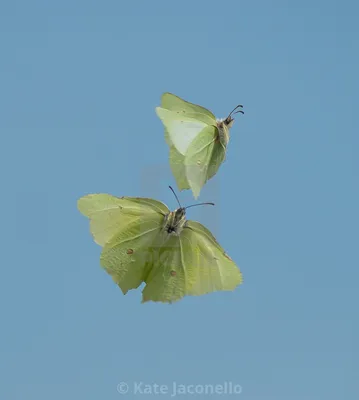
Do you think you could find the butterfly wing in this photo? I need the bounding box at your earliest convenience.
[141,233,196,303]
[78,194,175,297]
[100,216,165,295]
[205,140,227,182]
[156,108,208,155]
[156,92,216,155]
[164,133,225,194]
[160,92,216,121]
[182,221,243,296]
[142,219,242,303]
[77,194,168,246]
[184,126,226,199]
[163,128,190,190]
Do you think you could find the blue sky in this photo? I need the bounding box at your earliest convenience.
[1,1,358,399]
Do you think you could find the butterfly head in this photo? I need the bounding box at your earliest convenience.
[164,207,187,235]
[165,187,215,235]
[223,117,235,129]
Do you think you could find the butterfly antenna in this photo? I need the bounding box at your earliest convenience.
[228,104,244,117]
[185,202,215,210]
[169,186,182,208]
[233,109,244,115]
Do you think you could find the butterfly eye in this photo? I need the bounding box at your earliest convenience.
[126,249,134,255]
[170,270,177,277]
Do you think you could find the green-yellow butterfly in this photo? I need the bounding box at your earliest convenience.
[156,93,244,199]
[77,187,242,303]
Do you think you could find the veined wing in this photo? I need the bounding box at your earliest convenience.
[121,197,169,215]
[204,140,226,182]
[141,233,196,303]
[164,128,190,190]
[142,219,242,303]
[160,92,216,125]
[182,221,243,296]
[77,194,169,246]
[184,125,221,199]
[100,216,165,295]
[156,107,208,155]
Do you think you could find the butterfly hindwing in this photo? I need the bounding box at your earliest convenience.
[184,125,219,199]
[100,216,164,294]
[184,221,243,295]
[142,234,188,303]
[164,128,190,190]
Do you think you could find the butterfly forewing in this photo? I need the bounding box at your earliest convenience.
[156,107,208,155]
[78,194,168,246]
[160,92,216,124]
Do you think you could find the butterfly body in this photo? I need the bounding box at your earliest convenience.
[216,116,234,146]
[163,208,186,234]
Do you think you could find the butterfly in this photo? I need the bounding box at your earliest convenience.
[78,187,242,303]
[156,93,243,199]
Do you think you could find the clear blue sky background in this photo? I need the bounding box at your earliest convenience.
[1,1,358,399]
